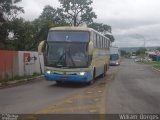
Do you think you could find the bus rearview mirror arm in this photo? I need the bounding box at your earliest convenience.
[88,41,94,55]
[38,40,46,55]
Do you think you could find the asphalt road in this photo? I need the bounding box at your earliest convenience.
[106,59,160,113]
[0,58,160,114]
[0,73,110,114]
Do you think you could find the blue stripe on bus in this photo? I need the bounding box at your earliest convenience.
[46,68,88,72]
[44,72,92,83]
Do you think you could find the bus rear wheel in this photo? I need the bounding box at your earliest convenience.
[102,65,106,77]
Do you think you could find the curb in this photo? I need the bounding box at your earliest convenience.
[0,75,44,89]
[152,67,160,72]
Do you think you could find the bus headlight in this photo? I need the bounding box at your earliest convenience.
[46,70,51,74]
[78,72,86,76]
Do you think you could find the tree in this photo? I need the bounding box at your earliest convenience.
[9,18,36,50]
[136,47,147,57]
[105,34,115,43]
[8,17,54,51]
[31,5,69,46]
[0,0,24,49]
[59,0,97,26]
[0,0,24,21]
[39,5,68,27]
[120,50,130,57]
[89,22,115,42]
[89,23,111,34]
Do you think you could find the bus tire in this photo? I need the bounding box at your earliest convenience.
[56,81,62,85]
[102,65,106,77]
[106,64,109,71]
[87,68,96,85]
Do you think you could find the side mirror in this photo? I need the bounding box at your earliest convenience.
[38,41,46,55]
[88,41,94,55]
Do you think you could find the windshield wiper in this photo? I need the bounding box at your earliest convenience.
[56,47,76,67]
[56,51,66,67]
[67,47,76,67]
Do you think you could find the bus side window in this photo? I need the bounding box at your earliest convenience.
[101,37,103,49]
[108,40,110,49]
[94,33,96,47]
[106,39,107,49]
[96,34,98,48]
[104,38,105,49]
[101,37,104,49]
[98,35,100,48]
[100,36,102,49]
[103,38,106,49]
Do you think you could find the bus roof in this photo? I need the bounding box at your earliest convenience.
[49,26,110,41]
[49,26,93,32]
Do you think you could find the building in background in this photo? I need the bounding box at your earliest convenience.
[147,50,160,61]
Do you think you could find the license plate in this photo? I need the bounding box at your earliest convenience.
[61,77,68,80]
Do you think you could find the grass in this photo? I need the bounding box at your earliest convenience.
[153,64,160,70]
[139,61,160,70]
[140,61,159,64]
[0,73,41,85]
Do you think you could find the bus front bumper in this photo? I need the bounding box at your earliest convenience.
[44,73,93,83]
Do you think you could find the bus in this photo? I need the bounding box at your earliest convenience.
[109,47,121,66]
[38,26,110,84]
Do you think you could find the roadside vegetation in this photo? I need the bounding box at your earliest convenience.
[0,0,114,51]
[153,63,160,70]
[0,73,41,86]
[135,48,160,70]
[139,61,160,70]
[120,47,160,71]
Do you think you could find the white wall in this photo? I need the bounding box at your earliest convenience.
[18,51,44,76]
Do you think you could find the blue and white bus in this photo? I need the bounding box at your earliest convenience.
[38,26,110,84]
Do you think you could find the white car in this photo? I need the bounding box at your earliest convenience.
[134,58,141,62]
[131,55,137,59]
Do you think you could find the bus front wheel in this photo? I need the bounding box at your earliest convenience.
[56,81,62,85]
[88,69,96,85]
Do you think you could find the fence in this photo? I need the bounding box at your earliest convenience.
[0,51,18,80]
[0,50,44,81]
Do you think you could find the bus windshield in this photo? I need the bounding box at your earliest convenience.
[45,42,88,68]
[47,31,89,42]
[110,54,119,61]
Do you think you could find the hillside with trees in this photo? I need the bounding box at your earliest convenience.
[0,0,114,51]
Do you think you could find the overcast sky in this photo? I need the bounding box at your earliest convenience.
[16,0,160,47]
